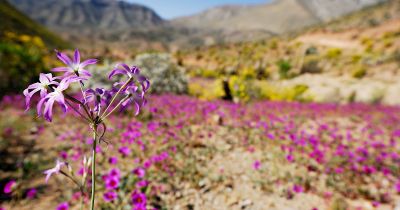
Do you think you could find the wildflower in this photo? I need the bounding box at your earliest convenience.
[396,180,400,193]
[23,73,58,111]
[133,167,146,178]
[105,176,120,190]
[131,190,147,208]
[119,86,147,115]
[119,146,131,157]
[26,188,37,199]
[44,160,65,183]
[108,64,150,92]
[286,154,294,162]
[293,185,304,193]
[136,180,149,189]
[85,88,110,112]
[108,157,118,165]
[52,49,97,80]
[56,202,69,210]
[3,180,16,194]
[109,168,121,178]
[253,160,261,170]
[36,78,72,122]
[103,191,118,202]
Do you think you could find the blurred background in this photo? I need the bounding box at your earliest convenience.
[0,0,400,209]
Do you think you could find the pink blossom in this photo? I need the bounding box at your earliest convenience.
[3,180,16,194]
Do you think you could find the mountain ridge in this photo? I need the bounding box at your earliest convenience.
[8,0,389,49]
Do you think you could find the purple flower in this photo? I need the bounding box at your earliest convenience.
[103,191,118,202]
[136,180,149,189]
[105,176,120,190]
[293,185,304,193]
[3,180,16,194]
[119,146,131,157]
[120,86,147,115]
[56,202,69,210]
[26,188,37,199]
[109,168,121,178]
[131,190,147,207]
[108,64,150,92]
[286,154,294,163]
[133,167,146,178]
[253,160,261,170]
[85,88,110,111]
[396,180,400,193]
[52,49,97,80]
[23,73,58,111]
[44,160,65,183]
[108,157,118,165]
[37,78,72,122]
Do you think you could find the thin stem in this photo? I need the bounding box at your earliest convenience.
[65,100,91,123]
[65,93,93,121]
[100,95,129,121]
[100,78,132,119]
[60,170,85,194]
[90,124,98,210]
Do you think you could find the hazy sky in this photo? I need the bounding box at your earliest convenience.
[128,0,269,19]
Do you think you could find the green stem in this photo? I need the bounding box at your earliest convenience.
[90,124,98,210]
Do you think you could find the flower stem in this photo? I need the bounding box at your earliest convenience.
[100,78,132,119]
[90,124,98,210]
[100,95,129,121]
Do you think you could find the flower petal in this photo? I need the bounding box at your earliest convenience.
[74,49,80,64]
[108,68,127,80]
[52,67,70,72]
[80,59,98,68]
[56,51,72,65]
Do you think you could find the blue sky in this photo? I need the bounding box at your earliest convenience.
[128,0,269,19]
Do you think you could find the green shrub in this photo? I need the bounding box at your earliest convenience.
[277,59,292,79]
[325,48,342,59]
[0,32,50,96]
[351,66,367,79]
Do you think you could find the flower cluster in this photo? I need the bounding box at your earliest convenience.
[24,49,150,122]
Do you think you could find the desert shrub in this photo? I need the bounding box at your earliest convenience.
[351,65,367,78]
[305,46,318,55]
[188,79,225,100]
[325,48,342,59]
[199,68,220,79]
[239,66,257,80]
[228,76,260,102]
[276,59,292,79]
[361,37,374,53]
[351,54,362,64]
[300,57,322,74]
[135,53,188,94]
[0,32,50,96]
[258,82,310,102]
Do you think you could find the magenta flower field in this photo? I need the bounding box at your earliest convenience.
[1,93,399,210]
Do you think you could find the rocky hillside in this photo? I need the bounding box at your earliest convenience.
[171,0,387,43]
[0,0,69,48]
[9,0,164,31]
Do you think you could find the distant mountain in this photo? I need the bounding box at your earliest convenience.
[9,0,164,31]
[171,0,387,43]
[7,0,389,50]
[0,0,69,48]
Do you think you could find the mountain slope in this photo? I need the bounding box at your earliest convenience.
[9,0,164,31]
[171,0,387,43]
[0,0,69,48]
